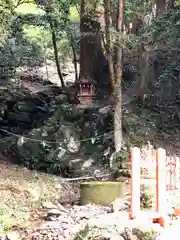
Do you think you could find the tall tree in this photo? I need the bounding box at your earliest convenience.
[152,0,166,17]
[35,0,65,87]
[49,18,65,87]
[79,0,104,82]
[114,0,124,152]
[156,0,166,15]
[103,0,124,153]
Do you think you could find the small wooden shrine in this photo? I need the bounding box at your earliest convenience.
[76,75,96,105]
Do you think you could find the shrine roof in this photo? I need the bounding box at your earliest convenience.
[76,75,96,84]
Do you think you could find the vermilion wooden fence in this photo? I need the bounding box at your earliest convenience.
[129,147,180,227]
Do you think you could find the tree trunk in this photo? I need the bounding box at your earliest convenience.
[79,0,104,82]
[103,0,115,85]
[156,0,166,15]
[70,32,78,81]
[103,0,124,152]
[113,0,124,152]
[49,20,65,87]
[136,44,148,103]
[152,0,166,17]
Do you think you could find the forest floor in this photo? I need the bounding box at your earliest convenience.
[0,157,156,240]
[0,156,127,239]
[0,147,180,240]
[1,62,180,239]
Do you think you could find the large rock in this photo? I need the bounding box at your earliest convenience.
[12,106,82,173]
[13,101,38,113]
[55,94,68,104]
[7,111,32,124]
[8,97,115,175]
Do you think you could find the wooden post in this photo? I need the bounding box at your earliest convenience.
[155,148,167,226]
[129,147,141,220]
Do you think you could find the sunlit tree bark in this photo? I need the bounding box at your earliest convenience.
[103,0,124,153]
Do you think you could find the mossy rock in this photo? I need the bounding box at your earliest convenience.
[80,181,124,205]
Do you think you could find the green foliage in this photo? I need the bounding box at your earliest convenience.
[15,2,44,15]
[0,0,80,82]
[22,24,52,55]
[0,0,36,33]
[175,0,180,6]
[69,6,79,21]
[34,0,80,65]
[141,7,180,110]
[111,0,152,29]
[144,8,180,46]
[124,0,152,24]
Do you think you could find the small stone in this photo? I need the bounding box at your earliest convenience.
[111,198,129,212]
[58,215,69,223]
[67,136,80,153]
[81,158,94,170]
[98,106,112,114]
[61,222,69,229]
[110,235,124,240]
[57,203,68,213]
[46,216,58,221]
[47,209,62,217]
[124,200,130,207]
[42,202,58,209]
[94,169,101,175]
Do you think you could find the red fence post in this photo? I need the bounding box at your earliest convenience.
[129,147,141,220]
[155,148,167,226]
[174,156,180,216]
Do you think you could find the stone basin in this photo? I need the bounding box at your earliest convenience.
[80,181,124,205]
